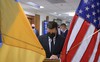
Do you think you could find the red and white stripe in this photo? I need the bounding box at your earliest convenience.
[61,15,100,62]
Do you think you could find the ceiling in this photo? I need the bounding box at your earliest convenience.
[20,0,80,20]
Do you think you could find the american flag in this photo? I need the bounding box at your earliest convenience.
[60,0,100,62]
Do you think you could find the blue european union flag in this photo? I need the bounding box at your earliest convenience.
[0,35,2,47]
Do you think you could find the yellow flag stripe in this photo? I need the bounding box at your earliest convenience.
[0,0,46,62]
[0,0,45,55]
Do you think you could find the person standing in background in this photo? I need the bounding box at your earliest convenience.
[60,23,68,38]
[32,24,39,37]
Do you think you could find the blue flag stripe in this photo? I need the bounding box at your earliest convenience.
[0,35,2,47]
[15,0,20,2]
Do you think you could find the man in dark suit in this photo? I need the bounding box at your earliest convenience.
[60,23,68,38]
[38,21,65,59]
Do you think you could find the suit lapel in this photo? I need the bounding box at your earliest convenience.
[44,35,50,53]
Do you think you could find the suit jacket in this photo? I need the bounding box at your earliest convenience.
[61,30,68,38]
[33,28,39,37]
[38,34,65,58]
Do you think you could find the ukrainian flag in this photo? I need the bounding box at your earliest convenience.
[0,0,46,62]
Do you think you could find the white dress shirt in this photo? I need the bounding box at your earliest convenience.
[48,37,56,52]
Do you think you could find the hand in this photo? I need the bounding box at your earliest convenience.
[50,55,58,59]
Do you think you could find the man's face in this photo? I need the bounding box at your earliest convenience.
[47,28,57,38]
[60,25,65,31]
[47,28,57,34]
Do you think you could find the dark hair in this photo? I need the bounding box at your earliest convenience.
[60,23,67,27]
[47,21,58,29]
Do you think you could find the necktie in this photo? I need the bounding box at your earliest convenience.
[51,39,54,53]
